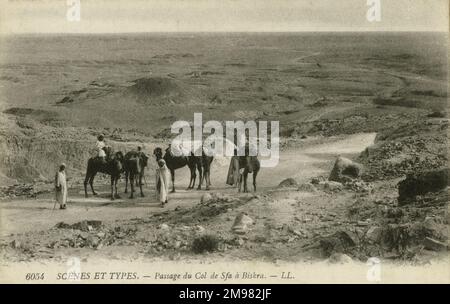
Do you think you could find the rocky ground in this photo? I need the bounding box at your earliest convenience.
[0,33,448,266]
[1,126,448,265]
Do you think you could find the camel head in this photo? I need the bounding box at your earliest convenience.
[113,151,124,162]
[153,147,163,161]
[139,152,149,167]
[109,151,124,172]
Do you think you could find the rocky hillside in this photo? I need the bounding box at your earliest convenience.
[358,115,449,181]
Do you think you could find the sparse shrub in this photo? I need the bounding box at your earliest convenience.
[191,234,220,254]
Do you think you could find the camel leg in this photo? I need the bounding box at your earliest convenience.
[110,176,115,200]
[238,173,242,192]
[84,174,90,198]
[205,170,210,190]
[207,170,212,187]
[191,164,197,190]
[187,168,195,190]
[115,177,121,199]
[129,174,135,199]
[206,159,212,187]
[170,169,176,193]
[253,170,258,192]
[243,171,249,193]
[188,174,193,189]
[192,170,197,189]
[124,171,129,193]
[139,173,145,197]
[197,165,203,190]
[89,174,97,196]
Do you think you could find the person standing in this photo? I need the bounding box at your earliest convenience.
[55,163,68,209]
[155,159,170,207]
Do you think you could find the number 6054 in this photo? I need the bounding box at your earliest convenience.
[25,273,44,280]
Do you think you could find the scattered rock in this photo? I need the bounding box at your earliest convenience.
[201,193,213,203]
[384,207,404,219]
[254,235,267,242]
[232,213,254,234]
[317,231,357,257]
[357,220,371,227]
[320,181,344,191]
[195,225,206,234]
[10,240,21,249]
[311,176,326,185]
[292,229,306,237]
[55,220,103,232]
[329,157,363,182]
[366,226,382,243]
[86,235,100,248]
[0,183,48,198]
[345,180,373,193]
[159,223,170,231]
[238,238,246,246]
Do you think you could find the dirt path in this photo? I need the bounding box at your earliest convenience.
[0,133,376,237]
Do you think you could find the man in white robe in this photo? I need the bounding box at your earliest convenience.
[55,163,68,209]
[155,159,170,207]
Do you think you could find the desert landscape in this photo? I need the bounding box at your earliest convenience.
[0,32,448,266]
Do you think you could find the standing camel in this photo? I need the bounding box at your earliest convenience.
[239,156,260,192]
[123,150,149,198]
[228,155,260,193]
[84,147,124,200]
[153,146,213,192]
[198,151,214,190]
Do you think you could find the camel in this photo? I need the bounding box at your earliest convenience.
[123,151,149,198]
[84,147,124,200]
[228,155,260,193]
[153,146,213,192]
[198,151,214,190]
[239,156,260,192]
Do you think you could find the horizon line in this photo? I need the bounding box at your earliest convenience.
[1,30,448,36]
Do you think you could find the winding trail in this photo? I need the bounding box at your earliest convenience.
[0,133,376,236]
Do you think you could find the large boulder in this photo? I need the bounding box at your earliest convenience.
[317,231,357,257]
[398,168,450,204]
[329,157,363,182]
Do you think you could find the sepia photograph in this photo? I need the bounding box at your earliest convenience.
[0,0,448,284]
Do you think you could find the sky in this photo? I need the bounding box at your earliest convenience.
[0,0,448,34]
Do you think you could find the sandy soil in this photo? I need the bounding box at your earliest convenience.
[0,33,447,270]
[0,133,375,237]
